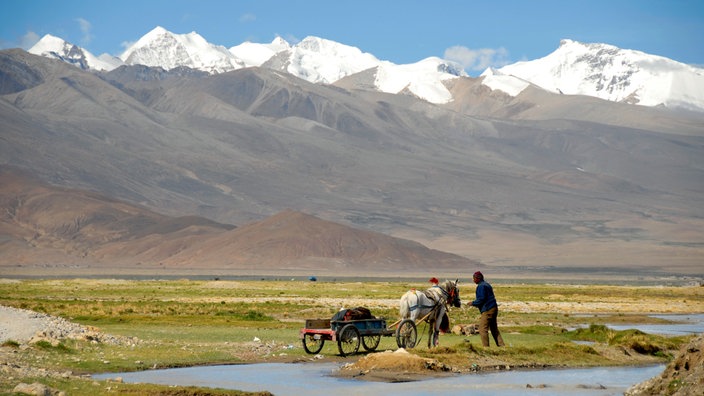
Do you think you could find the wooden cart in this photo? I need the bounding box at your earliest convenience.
[300,317,419,356]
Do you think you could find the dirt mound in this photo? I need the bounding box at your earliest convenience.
[337,349,454,382]
[626,333,704,395]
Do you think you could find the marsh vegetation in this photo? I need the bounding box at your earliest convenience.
[0,278,701,395]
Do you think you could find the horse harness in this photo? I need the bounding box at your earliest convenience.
[408,285,453,318]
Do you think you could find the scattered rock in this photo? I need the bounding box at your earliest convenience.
[526,383,547,388]
[0,305,138,384]
[577,383,607,389]
[1,305,139,347]
[452,323,478,335]
[12,382,65,396]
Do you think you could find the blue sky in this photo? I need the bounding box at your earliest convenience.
[1,0,702,75]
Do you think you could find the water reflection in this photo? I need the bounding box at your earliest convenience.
[94,363,665,396]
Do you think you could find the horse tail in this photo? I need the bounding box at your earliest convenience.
[399,292,410,319]
[399,290,417,319]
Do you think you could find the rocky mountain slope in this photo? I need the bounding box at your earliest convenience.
[1,48,703,275]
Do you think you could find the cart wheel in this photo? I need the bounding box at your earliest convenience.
[362,334,381,352]
[395,319,417,349]
[302,333,325,354]
[337,324,360,356]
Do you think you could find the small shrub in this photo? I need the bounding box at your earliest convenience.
[427,346,456,355]
[568,324,615,343]
[238,310,273,321]
[1,340,20,348]
[33,340,72,353]
[457,341,480,353]
[668,379,683,394]
[624,335,662,355]
[576,344,599,355]
[33,340,54,349]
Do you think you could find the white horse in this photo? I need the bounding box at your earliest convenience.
[399,279,461,348]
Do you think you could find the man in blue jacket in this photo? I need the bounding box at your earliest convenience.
[470,271,505,347]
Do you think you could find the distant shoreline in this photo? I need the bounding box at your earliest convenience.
[1,267,701,286]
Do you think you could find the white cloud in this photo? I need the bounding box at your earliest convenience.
[120,40,135,52]
[282,33,300,45]
[239,13,256,23]
[20,31,40,49]
[444,45,510,73]
[76,17,93,45]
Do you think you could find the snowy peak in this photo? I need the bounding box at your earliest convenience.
[485,39,704,112]
[266,37,465,103]
[28,34,120,71]
[269,36,381,84]
[120,26,245,73]
[373,57,468,104]
[23,28,704,111]
[229,37,290,67]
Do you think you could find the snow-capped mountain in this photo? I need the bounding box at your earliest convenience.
[482,39,704,112]
[24,29,704,111]
[28,34,122,71]
[265,36,382,84]
[263,36,465,103]
[120,26,245,74]
[373,57,466,104]
[229,37,290,68]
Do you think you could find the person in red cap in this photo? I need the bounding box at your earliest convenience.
[429,277,439,286]
[470,271,505,347]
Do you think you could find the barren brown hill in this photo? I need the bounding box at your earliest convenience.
[0,166,234,269]
[154,209,479,272]
[0,167,476,274]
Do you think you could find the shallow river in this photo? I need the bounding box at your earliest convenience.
[94,315,703,395]
[609,314,704,336]
[94,363,665,395]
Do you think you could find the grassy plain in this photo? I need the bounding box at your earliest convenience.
[0,278,702,395]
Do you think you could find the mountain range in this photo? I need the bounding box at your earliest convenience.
[27,26,704,111]
[1,27,703,277]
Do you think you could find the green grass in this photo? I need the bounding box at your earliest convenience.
[0,278,700,395]
[3,375,271,396]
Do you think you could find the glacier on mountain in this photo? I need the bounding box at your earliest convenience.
[272,36,381,84]
[120,26,245,74]
[374,57,467,103]
[479,68,531,96]
[483,39,704,112]
[29,34,120,71]
[229,37,290,67]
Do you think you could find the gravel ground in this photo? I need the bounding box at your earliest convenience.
[0,304,136,345]
[0,305,79,343]
[0,304,138,387]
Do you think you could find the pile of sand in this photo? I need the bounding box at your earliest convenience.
[337,349,454,382]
